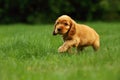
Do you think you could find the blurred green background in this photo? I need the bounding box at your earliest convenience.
[0,0,120,24]
[0,1,120,80]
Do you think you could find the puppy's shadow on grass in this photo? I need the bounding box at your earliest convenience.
[58,47,97,57]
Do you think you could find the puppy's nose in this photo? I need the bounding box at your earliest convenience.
[57,28,61,31]
[53,31,57,35]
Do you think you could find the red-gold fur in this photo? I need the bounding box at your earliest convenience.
[53,15,100,53]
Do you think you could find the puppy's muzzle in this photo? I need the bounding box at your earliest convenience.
[53,28,62,35]
[53,31,57,35]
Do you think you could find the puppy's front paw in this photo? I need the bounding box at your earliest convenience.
[58,46,67,53]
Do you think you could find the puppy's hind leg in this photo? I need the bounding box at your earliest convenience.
[92,38,100,51]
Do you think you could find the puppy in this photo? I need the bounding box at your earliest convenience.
[53,15,100,53]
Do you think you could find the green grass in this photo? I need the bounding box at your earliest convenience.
[0,22,120,80]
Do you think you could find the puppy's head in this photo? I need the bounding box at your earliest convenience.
[53,15,76,36]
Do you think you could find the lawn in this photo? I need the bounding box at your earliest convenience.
[0,22,120,80]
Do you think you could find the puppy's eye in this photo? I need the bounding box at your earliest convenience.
[64,23,68,26]
[56,22,59,24]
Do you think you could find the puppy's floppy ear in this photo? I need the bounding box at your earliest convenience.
[68,19,76,37]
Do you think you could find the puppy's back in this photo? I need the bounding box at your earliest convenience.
[76,24,99,46]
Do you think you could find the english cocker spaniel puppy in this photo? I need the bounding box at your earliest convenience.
[53,15,100,53]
